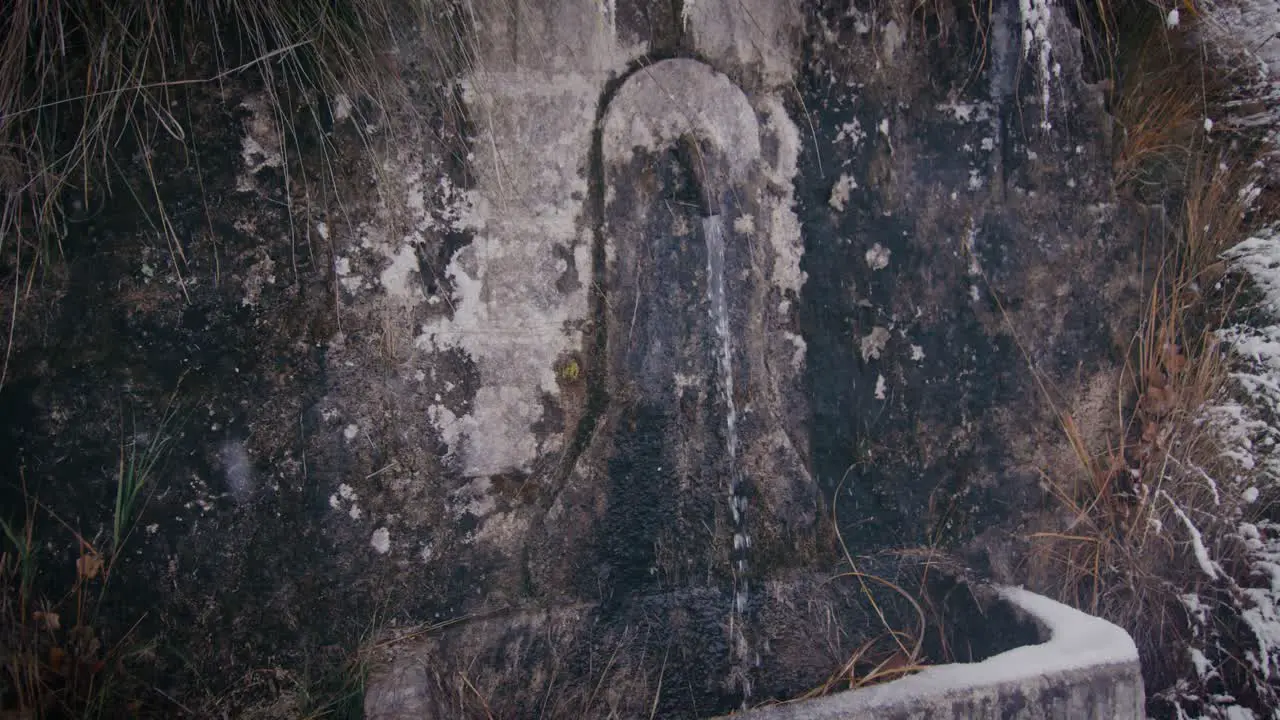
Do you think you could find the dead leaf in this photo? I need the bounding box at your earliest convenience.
[76,552,102,580]
[1201,260,1227,285]
[1146,367,1168,391]
[32,610,61,631]
[68,625,100,661]
[876,650,913,676]
[1163,343,1187,375]
[1142,421,1163,449]
[1143,386,1176,416]
[1146,417,1167,445]
[48,646,66,674]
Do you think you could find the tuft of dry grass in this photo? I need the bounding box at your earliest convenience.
[1030,143,1254,687]
[1109,11,1213,194]
[780,471,934,704]
[1027,2,1268,704]
[1,481,158,717]
[0,0,471,388]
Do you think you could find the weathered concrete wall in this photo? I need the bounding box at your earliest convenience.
[0,0,1159,714]
[729,588,1145,720]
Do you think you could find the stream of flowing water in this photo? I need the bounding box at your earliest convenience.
[703,214,753,702]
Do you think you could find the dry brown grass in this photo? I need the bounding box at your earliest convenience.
[0,0,471,388]
[1,484,155,717]
[1110,15,1212,193]
[777,471,936,704]
[1028,2,1262,698]
[1032,149,1251,640]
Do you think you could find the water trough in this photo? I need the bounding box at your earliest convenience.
[727,587,1144,720]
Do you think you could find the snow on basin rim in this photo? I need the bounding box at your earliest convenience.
[824,587,1138,706]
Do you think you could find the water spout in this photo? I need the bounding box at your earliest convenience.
[704,213,752,703]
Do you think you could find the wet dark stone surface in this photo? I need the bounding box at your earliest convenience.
[796,0,1141,565]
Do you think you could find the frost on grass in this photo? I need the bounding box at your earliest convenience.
[1166,225,1280,716]
[1201,0,1280,155]
[1202,0,1280,79]
[1163,490,1219,580]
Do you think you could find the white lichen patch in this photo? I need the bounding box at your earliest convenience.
[380,243,421,300]
[402,70,602,477]
[219,440,254,503]
[236,95,284,192]
[875,374,888,400]
[329,483,363,521]
[683,0,801,89]
[674,372,705,396]
[911,344,926,362]
[784,332,806,371]
[331,94,353,122]
[335,256,365,293]
[880,20,903,62]
[734,214,755,234]
[860,327,891,362]
[239,250,276,307]
[760,97,807,296]
[936,99,994,123]
[450,477,497,520]
[829,173,858,212]
[370,527,391,554]
[865,243,891,270]
[343,424,360,441]
[835,119,866,148]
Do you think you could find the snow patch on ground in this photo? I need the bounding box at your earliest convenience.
[1174,225,1280,716]
[1202,0,1280,79]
